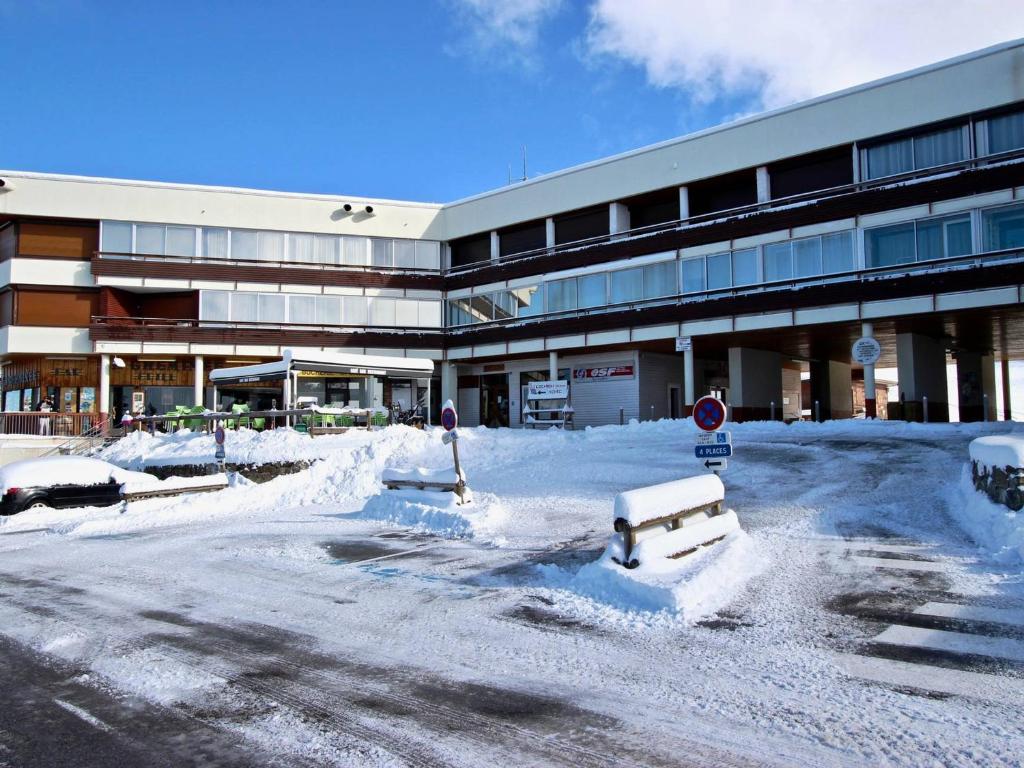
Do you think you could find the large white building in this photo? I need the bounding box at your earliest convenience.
[2,40,1024,428]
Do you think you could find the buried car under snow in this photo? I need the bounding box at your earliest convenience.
[0,456,158,515]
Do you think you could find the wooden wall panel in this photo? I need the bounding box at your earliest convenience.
[18,222,97,260]
[15,289,99,327]
[0,290,13,326]
[138,291,198,320]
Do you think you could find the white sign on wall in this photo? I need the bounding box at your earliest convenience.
[527,380,569,399]
[851,337,881,365]
[675,336,692,352]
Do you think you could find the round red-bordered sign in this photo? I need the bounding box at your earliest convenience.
[441,405,458,432]
[693,396,727,432]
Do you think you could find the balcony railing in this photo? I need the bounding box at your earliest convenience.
[93,251,442,276]
[447,148,1024,276]
[0,412,100,437]
[447,246,1024,336]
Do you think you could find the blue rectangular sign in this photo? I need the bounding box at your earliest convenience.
[695,444,732,458]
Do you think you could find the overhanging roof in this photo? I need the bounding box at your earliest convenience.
[209,348,434,385]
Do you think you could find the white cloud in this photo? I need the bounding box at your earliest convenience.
[446,0,564,67]
[585,1,1024,110]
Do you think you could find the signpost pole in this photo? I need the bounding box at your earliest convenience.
[862,322,876,418]
[441,400,466,504]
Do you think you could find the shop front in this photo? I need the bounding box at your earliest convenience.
[209,350,437,423]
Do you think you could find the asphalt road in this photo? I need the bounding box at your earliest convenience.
[0,636,267,768]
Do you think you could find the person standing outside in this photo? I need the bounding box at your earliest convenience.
[37,395,54,436]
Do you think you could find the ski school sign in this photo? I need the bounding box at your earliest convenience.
[573,365,634,382]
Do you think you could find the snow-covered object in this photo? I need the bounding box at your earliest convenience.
[120,473,230,496]
[0,456,155,494]
[381,466,463,486]
[950,467,1024,564]
[355,487,510,539]
[614,474,724,527]
[629,510,740,565]
[969,435,1024,470]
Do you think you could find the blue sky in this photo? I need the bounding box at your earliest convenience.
[1,1,1022,202]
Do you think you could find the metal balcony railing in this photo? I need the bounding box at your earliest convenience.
[446,148,1024,276]
[92,250,442,276]
[89,315,445,337]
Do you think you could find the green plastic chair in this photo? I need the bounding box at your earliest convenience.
[371,411,388,428]
[231,403,251,429]
[185,405,206,432]
[339,415,355,428]
[293,420,308,434]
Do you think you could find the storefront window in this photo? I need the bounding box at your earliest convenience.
[4,390,20,411]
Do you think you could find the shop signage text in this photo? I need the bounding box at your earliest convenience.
[527,380,569,399]
[573,365,634,382]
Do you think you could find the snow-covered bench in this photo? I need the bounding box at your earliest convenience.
[612,474,739,569]
[382,466,468,504]
[121,473,230,502]
[969,436,1024,511]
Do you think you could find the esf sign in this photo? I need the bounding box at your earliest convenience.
[695,444,732,458]
[695,431,731,446]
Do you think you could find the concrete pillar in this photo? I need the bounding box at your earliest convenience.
[756,166,771,203]
[99,354,111,427]
[861,322,877,418]
[545,217,555,249]
[193,355,204,407]
[955,351,997,422]
[683,347,695,407]
[489,231,500,261]
[609,202,630,238]
[679,186,690,220]
[1002,358,1013,421]
[440,361,457,406]
[895,333,949,422]
[810,360,853,420]
[727,347,782,422]
[549,351,558,381]
[282,374,292,426]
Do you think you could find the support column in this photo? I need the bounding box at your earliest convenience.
[549,351,558,381]
[727,347,782,422]
[440,361,457,407]
[282,374,292,427]
[895,333,949,422]
[810,360,853,420]
[1002,358,1013,421]
[609,202,630,239]
[193,355,204,407]
[489,231,500,262]
[545,217,555,249]
[683,347,695,409]
[955,351,997,422]
[678,186,690,220]
[756,166,771,203]
[99,354,111,429]
[862,322,877,418]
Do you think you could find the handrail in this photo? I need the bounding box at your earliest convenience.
[41,418,113,457]
[93,251,441,276]
[89,315,444,336]
[446,148,1024,276]
[447,246,1024,334]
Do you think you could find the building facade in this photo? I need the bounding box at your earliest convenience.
[2,41,1024,428]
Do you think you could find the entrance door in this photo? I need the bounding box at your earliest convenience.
[668,385,681,419]
[479,373,509,428]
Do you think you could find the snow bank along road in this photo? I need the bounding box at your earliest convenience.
[0,420,1022,767]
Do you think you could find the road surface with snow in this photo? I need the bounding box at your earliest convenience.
[0,420,1022,766]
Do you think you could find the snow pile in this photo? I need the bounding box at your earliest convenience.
[969,435,1024,470]
[540,525,761,620]
[949,466,1024,565]
[354,487,506,540]
[0,456,155,493]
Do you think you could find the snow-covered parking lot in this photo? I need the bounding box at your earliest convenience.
[1,420,1023,767]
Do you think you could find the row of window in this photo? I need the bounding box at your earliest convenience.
[447,202,1024,326]
[199,290,442,329]
[862,109,1024,180]
[100,221,442,271]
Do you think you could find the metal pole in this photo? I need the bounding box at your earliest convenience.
[814,400,820,423]
[619,407,624,425]
[650,404,654,421]
[451,437,466,505]
[862,322,876,419]
[770,400,775,421]
[426,377,432,426]
[1002,358,1012,421]
[923,395,929,423]
[983,393,990,423]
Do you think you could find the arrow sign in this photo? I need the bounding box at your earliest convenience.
[703,458,728,471]
[695,444,732,458]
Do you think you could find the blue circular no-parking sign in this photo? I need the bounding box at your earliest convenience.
[441,403,458,432]
[693,396,726,432]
